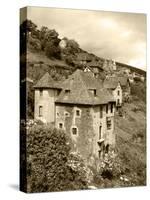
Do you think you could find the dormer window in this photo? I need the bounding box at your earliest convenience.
[118,90,120,96]
[56,89,61,96]
[89,89,97,96]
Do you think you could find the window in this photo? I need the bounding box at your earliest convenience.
[107,118,111,130]
[59,123,63,129]
[117,90,120,96]
[56,89,61,96]
[65,89,70,94]
[117,99,120,105]
[39,89,43,96]
[110,103,113,113]
[65,112,70,117]
[99,126,102,139]
[76,109,81,117]
[72,127,77,135]
[106,104,108,114]
[100,106,103,118]
[89,89,97,96]
[39,106,43,117]
[105,144,109,154]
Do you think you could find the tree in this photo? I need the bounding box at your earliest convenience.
[45,39,61,59]
[27,124,88,192]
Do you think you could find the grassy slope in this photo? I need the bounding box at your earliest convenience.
[27,49,70,67]
[115,99,146,185]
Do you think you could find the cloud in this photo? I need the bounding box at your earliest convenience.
[27,7,146,71]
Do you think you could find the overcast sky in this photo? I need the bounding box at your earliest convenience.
[27,7,146,71]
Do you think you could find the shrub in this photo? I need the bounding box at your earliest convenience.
[26,124,88,192]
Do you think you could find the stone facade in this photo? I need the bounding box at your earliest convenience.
[34,70,116,163]
[112,83,122,106]
[34,88,59,123]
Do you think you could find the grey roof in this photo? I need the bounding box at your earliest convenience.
[34,72,62,89]
[56,69,114,105]
[103,76,129,89]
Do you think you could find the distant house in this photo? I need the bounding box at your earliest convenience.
[103,78,122,107]
[103,76,130,106]
[34,69,116,162]
[103,59,117,71]
[86,61,104,78]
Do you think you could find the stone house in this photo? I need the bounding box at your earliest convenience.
[34,69,116,162]
[103,78,122,107]
[103,76,130,106]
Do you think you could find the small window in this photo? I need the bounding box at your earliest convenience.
[99,126,102,140]
[89,89,97,96]
[57,112,59,117]
[100,106,103,118]
[39,106,43,117]
[106,104,108,114]
[111,103,113,113]
[72,127,77,135]
[59,123,63,129]
[76,109,81,117]
[65,112,70,117]
[107,118,111,130]
[56,89,61,96]
[65,89,70,94]
[39,89,43,96]
[105,144,109,154]
[94,89,97,96]
[117,99,120,105]
[118,90,120,96]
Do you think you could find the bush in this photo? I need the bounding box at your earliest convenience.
[26,124,88,192]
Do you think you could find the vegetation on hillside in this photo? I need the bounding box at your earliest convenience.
[26,124,90,192]
[20,19,146,190]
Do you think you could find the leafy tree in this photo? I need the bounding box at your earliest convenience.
[27,125,88,192]
[45,39,61,59]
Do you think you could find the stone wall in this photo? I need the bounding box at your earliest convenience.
[112,83,122,106]
[55,104,95,162]
[34,88,58,123]
[55,103,116,162]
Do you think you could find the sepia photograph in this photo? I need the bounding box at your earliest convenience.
[20,6,146,193]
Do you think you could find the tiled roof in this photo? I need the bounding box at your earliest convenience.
[103,76,128,89]
[34,72,62,89]
[56,69,114,105]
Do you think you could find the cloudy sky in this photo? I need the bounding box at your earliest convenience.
[27,7,146,71]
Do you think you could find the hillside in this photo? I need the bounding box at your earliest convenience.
[20,18,146,187]
[115,99,146,185]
